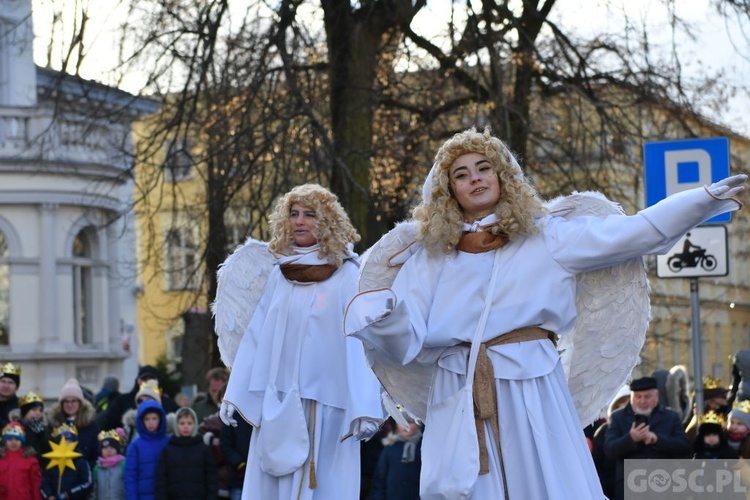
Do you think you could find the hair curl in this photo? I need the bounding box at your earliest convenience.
[413,127,547,253]
[268,184,360,268]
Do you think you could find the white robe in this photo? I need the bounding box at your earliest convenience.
[345,187,740,500]
[224,256,383,500]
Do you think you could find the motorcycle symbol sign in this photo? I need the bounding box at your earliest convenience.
[657,226,728,278]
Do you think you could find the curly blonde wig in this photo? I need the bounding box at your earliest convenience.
[268,184,360,268]
[413,127,547,253]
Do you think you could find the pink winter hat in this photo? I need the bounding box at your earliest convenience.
[59,378,84,402]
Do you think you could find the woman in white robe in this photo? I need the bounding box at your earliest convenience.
[344,128,746,500]
[221,184,383,500]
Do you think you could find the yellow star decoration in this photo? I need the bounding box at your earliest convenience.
[43,437,82,474]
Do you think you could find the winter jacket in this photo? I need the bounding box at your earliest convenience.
[155,435,218,500]
[94,455,126,500]
[368,435,421,500]
[191,396,220,424]
[219,418,252,490]
[40,456,92,500]
[0,447,42,500]
[604,404,691,500]
[47,398,101,469]
[124,401,170,500]
[0,395,18,428]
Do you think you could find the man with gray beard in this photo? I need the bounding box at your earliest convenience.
[604,376,691,500]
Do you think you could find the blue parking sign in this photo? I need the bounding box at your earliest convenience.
[643,137,731,223]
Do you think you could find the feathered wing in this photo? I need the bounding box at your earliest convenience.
[211,238,276,368]
[547,191,651,426]
[357,221,433,422]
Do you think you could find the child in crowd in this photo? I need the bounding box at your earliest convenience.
[156,407,217,499]
[728,400,750,458]
[40,424,93,500]
[0,422,42,500]
[124,400,169,500]
[10,392,51,467]
[693,411,737,460]
[122,379,164,444]
[93,429,126,500]
[369,418,423,500]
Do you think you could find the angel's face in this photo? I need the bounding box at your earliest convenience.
[449,153,500,222]
[289,203,317,247]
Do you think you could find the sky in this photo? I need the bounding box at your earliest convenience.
[31,0,750,136]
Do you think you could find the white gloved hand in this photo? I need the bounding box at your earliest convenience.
[220,401,237,427]
[707,174,747,199]
[351,417,382,441]
[364,297,394,324]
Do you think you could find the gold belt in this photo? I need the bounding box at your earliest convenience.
[458,327,556,478]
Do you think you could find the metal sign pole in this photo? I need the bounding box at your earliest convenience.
[690,278,704,419]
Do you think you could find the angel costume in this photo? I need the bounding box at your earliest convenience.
[345,186,741,499]
[222,245,383,500]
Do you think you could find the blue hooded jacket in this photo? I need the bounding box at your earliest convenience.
[124,400,170,500]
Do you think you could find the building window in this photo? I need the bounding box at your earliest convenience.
[165,228,200,290]
[0,231,8,346]
[164,139,193,182]
[72,229,94,345]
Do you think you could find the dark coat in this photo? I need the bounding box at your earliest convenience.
[604,404,691,500]
[155,435,218,500]
[124,401,170,500]
[368,438,421,500]
[0,395,18,428]
[41,456,93,500]
[219,418,252,490]
[97,383,178,432]
[592,422,617,499]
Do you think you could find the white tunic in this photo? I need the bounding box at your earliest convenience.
[345,187,740,499]
[224,256,383,500]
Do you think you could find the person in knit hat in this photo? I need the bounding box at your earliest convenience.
[0,421,42,500]
[93,429,126,500]
[48,378,100,470]
[0,363,20,429]
[728,400,750,458]
[10,392,51,467]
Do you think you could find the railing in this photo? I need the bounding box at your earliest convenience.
[0,107,131,171]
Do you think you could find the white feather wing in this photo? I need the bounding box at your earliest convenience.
[547,191,651,426]
[358,221,432,421]
[211,238,275,368]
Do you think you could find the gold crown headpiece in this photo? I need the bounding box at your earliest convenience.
[703,375,723,389]
[138,379,163,396]
[699,410,726,426]
[97,429,122,443]
[51,423,78,439]
[733,400,750,414]
[0,362,21,377]
[19,392,43,408]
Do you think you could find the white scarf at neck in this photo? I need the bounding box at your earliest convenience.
[462,213,498,233]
